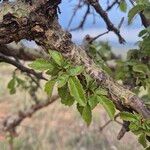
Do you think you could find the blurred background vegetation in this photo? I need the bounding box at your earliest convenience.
[0,41,144,150]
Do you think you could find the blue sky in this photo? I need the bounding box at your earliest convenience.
[58,0,144,51]
[59,0,141,28]
[22,0,144,55]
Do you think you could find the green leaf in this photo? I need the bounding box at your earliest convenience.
[120,112,138,122]
[97,95,115,119]
[138,133,147,148]
[29,58,54,71]
[88,95,99,109]
[95,88,108,96]
[57,74,69,88]
[84,73,92,87]
[82,104,92,126]
[133,64,149,74]
[90,81,98,92]
[145,146,150,150]
[16,77,24,86]
[44,80,56,96]
[68,66,84,76]
[58,85,74,106]
[7,77,16,94]
[49,50,63,66]
[77,103,84,116]
[128,4,146,24]
[119,0,127,12]
[139,29,147,37]
[46,67,60,76]
[144,8,150,20]
[129,122,139,132]
[68,76,86,106]
[45,60,61,75]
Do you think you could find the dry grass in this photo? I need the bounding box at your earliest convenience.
[0,64,142,150]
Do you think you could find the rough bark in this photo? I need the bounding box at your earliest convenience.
[0,0,149,119]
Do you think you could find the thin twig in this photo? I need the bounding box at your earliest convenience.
[1,95,59,133]
[106,0,119,11]
[67,1,83,29]
[0,52,47,81]
[117,121,130,140]
[87,0,125,43]
[99,113,120,131]
[118,17,125,29]
[70,4,90,31]
[88,31,109,44]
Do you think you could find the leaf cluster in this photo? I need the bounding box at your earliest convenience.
[29,50,116,126]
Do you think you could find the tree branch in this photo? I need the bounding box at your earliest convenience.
[1,95,59,133]
[129,0,150,27]
[0,43,49,61]
[117,121,130,140]
[99,113,121,131]
[0,0,149,119]
[106,0,119,11]
[0,52,47,81]
[87,0,125,44]
[70,4,90,31]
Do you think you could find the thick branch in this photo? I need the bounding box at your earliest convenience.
[35,22,150,119]
[0,0,149,119]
